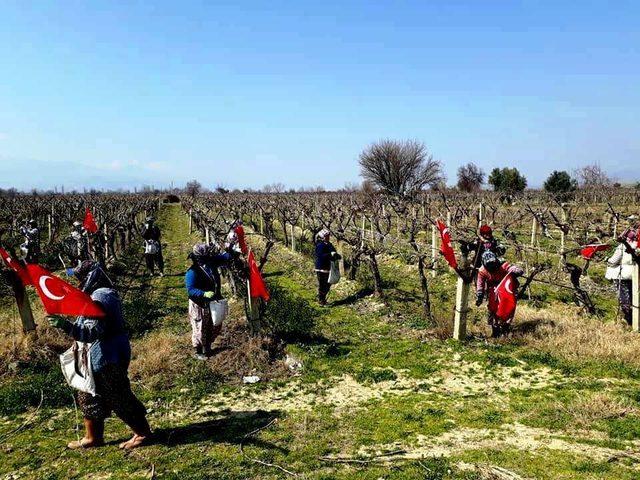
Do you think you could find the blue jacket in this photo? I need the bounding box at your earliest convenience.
[315,241,336,271]
[62,288,131,373]
[185,253,231,306]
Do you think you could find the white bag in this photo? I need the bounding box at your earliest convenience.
[209,299,229,327]
[144,240,159,255]
[328,259,341,285]
[59,342,96,396]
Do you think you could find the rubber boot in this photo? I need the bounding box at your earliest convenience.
[68,418,105,449]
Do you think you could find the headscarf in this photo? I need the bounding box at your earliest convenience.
[479,225,493,238]
[317,228,330,240]
[481,251,501,272]
[74,260,114,294]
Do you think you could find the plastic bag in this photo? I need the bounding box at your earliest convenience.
[209,299,229,326]
[328,259,341,285]
[60,342,96,396]
[144,240,159,255]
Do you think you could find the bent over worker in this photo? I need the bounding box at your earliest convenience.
[475,251,523,338]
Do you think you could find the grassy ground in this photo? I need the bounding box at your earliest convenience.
[2,203,640,479]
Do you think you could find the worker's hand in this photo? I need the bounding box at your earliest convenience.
[47,315,67,329]
[203,291,215,299]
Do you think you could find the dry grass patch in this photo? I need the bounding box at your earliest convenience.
[562,391,639,429]
[512,305,640,368]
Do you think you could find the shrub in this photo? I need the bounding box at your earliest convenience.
[262,284,317,341]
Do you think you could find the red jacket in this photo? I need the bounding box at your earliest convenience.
[476,262,524,298]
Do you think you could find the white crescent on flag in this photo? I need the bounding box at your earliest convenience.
[504,276,514,295]
[39,275,65,301]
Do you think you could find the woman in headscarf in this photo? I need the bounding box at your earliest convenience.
[314,229,340,306]
[606,229,639,325]
[185,243,231,359]
[475,251,524,338]
[47,264,151,450]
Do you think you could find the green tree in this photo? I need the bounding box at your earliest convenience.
[544,170,577,199]
[487,167,527,195]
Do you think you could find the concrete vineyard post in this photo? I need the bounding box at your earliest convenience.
[633,262,640,332]
[290,223,296,252]
[205,227,210,245]
[613,215,619,239]
[431,225,438,278]
[189,208,193,234]
[104,223,109,260]
[478,202,484,227]
[48,214,52,242]
[560,206,568,255]
[260,214,264,234]
[530,217,538,247]
[453,254,470,341]
[337,240,345,276]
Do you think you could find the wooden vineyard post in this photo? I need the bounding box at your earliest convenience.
[5,270,36,332]
[104,223,109,260]
[530,216,538,247]
[431,225,438,278]
[453,254,471,341]
[633,262,640,333]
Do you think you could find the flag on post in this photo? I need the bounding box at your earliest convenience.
[494,273,518,322]
[436,220,458,270]
[25,264,105,317]
[235,224,248,255]
[580,243,610,260]
[247,250,270,302]
[83,207,98,234]
[0,247,33,285]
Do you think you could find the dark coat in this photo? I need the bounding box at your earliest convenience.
[315,241,336,271]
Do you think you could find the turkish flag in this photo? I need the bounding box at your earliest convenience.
[83,207,99,234]
[436,220,458,270]
[0,247,33,285]
[247,250,270,302]
[26,264,105,317]
[580,243,610,260]
[494,273,518,322]
[235,225,248,255]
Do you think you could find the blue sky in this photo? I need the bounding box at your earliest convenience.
[0,1,638,190]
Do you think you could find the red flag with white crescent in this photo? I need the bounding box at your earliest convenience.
[494,273,518,322]
[25,264,105,317]
[0,247,33,285]
[83,207,99,234]
[436,220,458,270]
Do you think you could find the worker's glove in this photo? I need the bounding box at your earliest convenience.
[203,291,215,299]
[475,294,483,307]
[47,315,68,330]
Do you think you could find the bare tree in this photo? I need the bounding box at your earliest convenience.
[575,164,611,188]
[263,182,286,193]
[456,163,485,192]
[359,139,443,197]
[185,180,202,197]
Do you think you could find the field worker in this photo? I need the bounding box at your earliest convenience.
[141,217,164,276]
[470,225,506,269]
[67,221,90,263]
[476,251,524,338]
[314,229,340,306]
[185,243,231,360]
[47,270,152,450]
[19,219,40,263]
[606,229,639,325]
